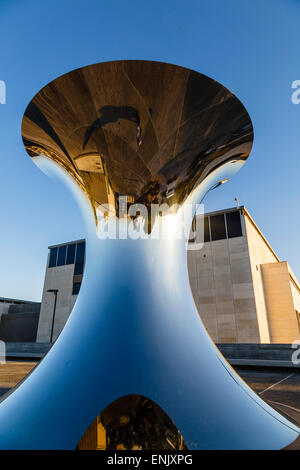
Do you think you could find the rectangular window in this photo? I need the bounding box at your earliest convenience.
[76,242,85,263]
[72,282,81,295]
[226,211,242,238]
[210,214,226,241]
[204,216,210,242]
[66,244,76,264]
[57,245,67,266]
[74,262,84,275]
[48,247,58,268]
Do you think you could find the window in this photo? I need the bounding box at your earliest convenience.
[74,241,85,275]
[66,244,76,264]
[210,214,226,241]
[72,282,81,295]
[49,247,58,268]
[48,241,85,268]
[57,245,67,266]
[226,211,242,238]
[74,262,84,275]
[76,242,85,263]
[204,216,210,242]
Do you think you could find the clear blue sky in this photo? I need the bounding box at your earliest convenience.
[0,0,299,301]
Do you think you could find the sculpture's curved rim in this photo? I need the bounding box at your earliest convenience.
[21,59,254,230]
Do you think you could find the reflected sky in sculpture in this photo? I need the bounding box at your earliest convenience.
[0,61,298,450]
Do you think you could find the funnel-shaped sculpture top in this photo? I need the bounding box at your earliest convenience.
[22,60,253,223]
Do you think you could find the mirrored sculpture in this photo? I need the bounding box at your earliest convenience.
[0,60,298,449]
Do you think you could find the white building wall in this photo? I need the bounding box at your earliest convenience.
[37,255,76,342]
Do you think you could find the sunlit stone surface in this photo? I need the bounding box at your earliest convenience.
[0,61,298,449]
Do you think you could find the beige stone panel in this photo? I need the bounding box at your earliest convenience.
[217,325,236,335]
[243,213,276,343]
[196,264,213,275]
[214,272,231,289]
[230,257,251,269]
[238,335,260,343]
[218,334,237,343]
[215,293,233,303]
[197,275,214,291]
[229,251,249,260]
[261,262,300,343]
[207,329,218,342]
[189,277,198,292]
[232,283,255,299]
[213,265,231,275]
[197,288,215,297]
[37,263,76,342]
[290,274,300,313]
[197,303,216,313]
[211,239,228,249]
[188,268,198,282]
[196,250,212,262]
[213,257,230,267]
[197,295,215,304]
[215,280,232,292]
[234,297,256,313]
[228,236,247,253]
[235,311,258,323]
[231,269,252,284]
[214,272,231,283]
[216,301,235,313]
[217,314,236,325]
[187,255,196,275]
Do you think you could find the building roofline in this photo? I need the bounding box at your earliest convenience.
[200,206,244,218]
[48,239,85,250]
[0,297,39,304]
[287,264,300,294]
[241,207,280,263]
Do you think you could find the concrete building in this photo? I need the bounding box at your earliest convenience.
[188,206,300,344]
[0,298,40,342]
[37,240,85,342]
[36,207,300,344]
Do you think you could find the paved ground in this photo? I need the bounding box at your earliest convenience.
[0,362,299,449]
[235,367,300,449]
[0,360,37,391]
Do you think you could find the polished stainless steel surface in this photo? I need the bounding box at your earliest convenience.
[22,60,252,228]
[0,61,298,449]
[77,395,187,450]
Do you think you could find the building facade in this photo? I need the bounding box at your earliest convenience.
[36,207,300,344]
[188,207,300,343]
[0,298,40,342]
[36,240,85,342]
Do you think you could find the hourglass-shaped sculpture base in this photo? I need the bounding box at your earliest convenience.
[0,226,298,449]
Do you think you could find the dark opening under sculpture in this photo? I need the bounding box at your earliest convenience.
[0,60,298,449]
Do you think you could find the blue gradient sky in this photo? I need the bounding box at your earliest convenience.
[0,0,299,301]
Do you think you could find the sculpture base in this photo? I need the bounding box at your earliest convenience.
[0,235,298,449]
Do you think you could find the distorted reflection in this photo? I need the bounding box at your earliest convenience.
[77,395,187,450]
[22,61,253,231]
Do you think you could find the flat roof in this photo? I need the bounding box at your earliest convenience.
[48,239,85,250]
[199,206,244,217]
[0,297,39,304]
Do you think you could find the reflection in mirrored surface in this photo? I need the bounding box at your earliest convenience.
[22,60,253,231]
[77,395,187,450]
[0,61,297,450]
